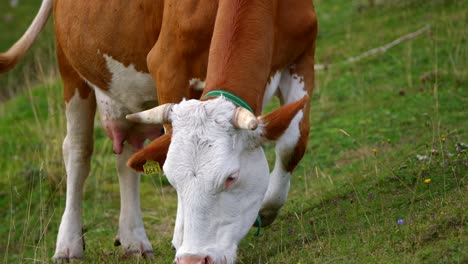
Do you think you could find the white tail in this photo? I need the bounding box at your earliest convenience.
[0,0,53,73]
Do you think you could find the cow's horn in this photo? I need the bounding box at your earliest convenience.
[232,107,258,130]
[126,103,174,124]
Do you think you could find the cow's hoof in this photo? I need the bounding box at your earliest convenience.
[142,250,155,259]
[117,237,154,259]
[53,238,85,262]
[114,237,121,247]
[54,222,85,262]
[115,227,154,259]
[122,249,155,259]
[52,253,83,263]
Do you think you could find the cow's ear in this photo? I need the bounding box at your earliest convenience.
[257,95,308,142]
[128,133,172,172]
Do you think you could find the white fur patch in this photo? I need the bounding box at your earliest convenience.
[87,54,158,122]
[279,66,307,103]
[262,71,282,111]
[276,110,303,152]
[101,53,157,112]
[92,87,128,121]
[189,78,206,91]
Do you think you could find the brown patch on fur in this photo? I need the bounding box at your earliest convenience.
[203,1,276,114]
[146,0,216,106]
[189,88,204,100]
[128,134,172,172]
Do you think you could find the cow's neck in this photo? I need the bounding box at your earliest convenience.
[203,0,275,115]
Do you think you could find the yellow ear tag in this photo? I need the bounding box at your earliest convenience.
[143,160,162,175]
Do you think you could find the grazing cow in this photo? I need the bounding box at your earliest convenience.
[127,1,317,263]
[1,0,317,263]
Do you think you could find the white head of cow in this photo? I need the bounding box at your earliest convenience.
[127,96,307,264]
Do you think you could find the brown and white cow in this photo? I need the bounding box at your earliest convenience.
[1,0,317,263]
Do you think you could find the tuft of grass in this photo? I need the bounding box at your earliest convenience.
[0,0,466,263]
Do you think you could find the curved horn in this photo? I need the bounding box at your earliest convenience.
[126,103,174,124]
[232,107,258,130]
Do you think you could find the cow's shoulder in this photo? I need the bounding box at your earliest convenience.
[276,0,317,39]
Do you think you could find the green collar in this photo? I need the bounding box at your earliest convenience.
[254,215,262,237]
[204,90,254,113]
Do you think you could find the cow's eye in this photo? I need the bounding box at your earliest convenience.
[225,174,238,189]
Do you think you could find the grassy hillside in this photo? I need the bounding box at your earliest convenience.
[1,0,466,263]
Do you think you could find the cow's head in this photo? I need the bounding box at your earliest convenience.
[127,96,307,264]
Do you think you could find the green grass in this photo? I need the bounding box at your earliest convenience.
[1,0,467,263]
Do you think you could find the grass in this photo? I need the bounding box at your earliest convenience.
[0,0,467,263]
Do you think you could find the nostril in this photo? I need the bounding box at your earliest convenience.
[204,256,213,264]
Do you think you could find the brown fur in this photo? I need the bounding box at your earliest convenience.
[132,0,317,173]
[202,0,317,115]
[1,0,317,174]
[56,42,94,101]
[53,0,164,101]
[147,0,218,106]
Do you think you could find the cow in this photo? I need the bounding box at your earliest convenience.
[0,0,317,263]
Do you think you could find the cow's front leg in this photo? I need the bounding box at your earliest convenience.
[114,143,154,258]
[259,42,316,226]
[259,109,305,227]
[53,90,95,261]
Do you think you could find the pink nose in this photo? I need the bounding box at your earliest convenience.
[177,255,211,264]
